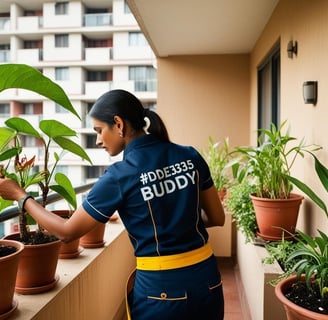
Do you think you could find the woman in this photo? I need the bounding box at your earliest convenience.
[0,89,225,319]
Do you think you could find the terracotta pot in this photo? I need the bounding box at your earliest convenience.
[3,232,61,295]
[250,193,303,241]
[80,223,106,248]
[275,275,328,320]
[52,210,83,259]
[0,239,24,318]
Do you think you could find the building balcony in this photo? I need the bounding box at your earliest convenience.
[17,49,43,65]
[17,16,43,32]
[85,81,113,99]
[85,47,113,64]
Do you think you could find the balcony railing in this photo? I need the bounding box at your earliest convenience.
[0,50,10,63]
[84,13,113,26]
[0,182,94,225]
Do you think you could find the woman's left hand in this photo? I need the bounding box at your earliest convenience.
[0,178,26,201]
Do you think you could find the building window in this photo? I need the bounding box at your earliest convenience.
[55,103,69,113]
[20,135,37,147]
[55,67,69,81]
[24,40,41,49]
[55,2,68,15]
[85,134,97,148]
[129,66,157,92]
[55,34,69,48]
[129,32,148,46]
[23,103,34,114]
[87,71,107,81]
[86,166,107,179]
[258,45,280,131]
[54,165,69,176]
[124,0,131,14]
[0,103,10,117]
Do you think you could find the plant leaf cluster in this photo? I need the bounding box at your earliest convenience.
[225,179,257,243]
[0,63,92,242]
[235,120,321,199]
[201,136,232,191]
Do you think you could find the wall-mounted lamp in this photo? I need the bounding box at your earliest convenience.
[287,40,297,58]
[303,81,317,105]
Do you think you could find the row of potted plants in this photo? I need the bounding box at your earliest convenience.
[0,64,108,318]
[203,121,327,319]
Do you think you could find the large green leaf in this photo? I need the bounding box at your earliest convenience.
[52,136,92,164]
[0,63,80,119]
[50,172,77,209]
[286,175,328,216]
[0,127,17,152]
[40,119,76,138]
[5,117,41,139]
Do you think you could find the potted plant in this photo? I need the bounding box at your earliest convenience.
[0,239,24,319]
[0,63,92,293]
[235,120,321,241]
[274,153,328,319]
[201,136,232,201]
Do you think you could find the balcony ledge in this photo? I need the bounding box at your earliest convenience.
[10,220,135,320]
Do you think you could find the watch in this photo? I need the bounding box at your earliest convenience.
[18,195,34,212]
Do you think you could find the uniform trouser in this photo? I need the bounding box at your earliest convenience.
[127,255,224,320]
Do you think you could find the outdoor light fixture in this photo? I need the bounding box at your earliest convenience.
[287,40,297,58]
[303,81,317,105]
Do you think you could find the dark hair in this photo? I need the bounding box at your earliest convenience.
[89,89,170,142]
[144,109,170,142]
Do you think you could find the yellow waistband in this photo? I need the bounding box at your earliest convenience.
[136,242,213,271]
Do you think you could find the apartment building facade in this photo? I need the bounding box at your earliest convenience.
[0,0,156,233]
[0,0,156,190]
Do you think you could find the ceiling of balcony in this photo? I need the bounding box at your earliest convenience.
[127,0,279,57]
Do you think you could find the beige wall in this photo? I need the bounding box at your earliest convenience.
[157,0,328,236]
[251,0,328,234]
[157,54,250,151]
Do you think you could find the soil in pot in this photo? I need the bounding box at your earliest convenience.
[275,275,328,320]
[285,281,328,315]
[0,245,17,257]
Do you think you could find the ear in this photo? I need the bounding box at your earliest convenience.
[113,115,124,129]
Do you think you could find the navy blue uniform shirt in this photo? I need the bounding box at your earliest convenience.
[82,134,214,257]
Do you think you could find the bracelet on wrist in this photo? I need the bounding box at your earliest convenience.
[18,195,34,212]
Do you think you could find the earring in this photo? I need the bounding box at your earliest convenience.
[119,131,123,137]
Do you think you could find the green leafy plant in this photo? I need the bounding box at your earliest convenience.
[263,237,298,273]
[285,230,328,298]
[0,64,92,243]
[201,136,232,191]
[235,120,321,199]
[225,179,257,243]
[282,153,328,297]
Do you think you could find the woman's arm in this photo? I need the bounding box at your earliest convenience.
[201,185,225,227]
[0,178,99,243]
[24,198,99,243]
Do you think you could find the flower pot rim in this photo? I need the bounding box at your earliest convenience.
[250,192,304,202]
[275,274,328,318]
[0,239,24,261]
[3,232,61,248]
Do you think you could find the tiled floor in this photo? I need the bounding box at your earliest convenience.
[217,257,251,320]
